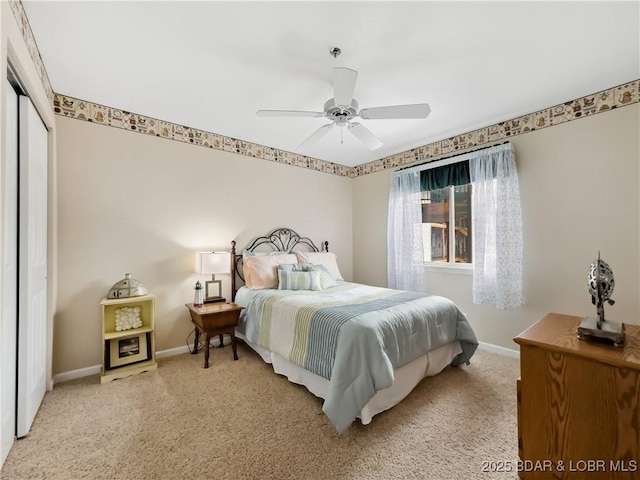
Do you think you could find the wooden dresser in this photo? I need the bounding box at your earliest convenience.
[514,313,640,479]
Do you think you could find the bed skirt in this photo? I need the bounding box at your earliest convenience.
[236,331,462,425]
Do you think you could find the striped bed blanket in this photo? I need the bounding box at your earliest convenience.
[243,282,478,432]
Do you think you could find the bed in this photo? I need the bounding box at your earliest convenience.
[230,228,478,433]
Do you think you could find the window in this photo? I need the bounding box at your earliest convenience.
[389,142,521,305]
[421,184,472,265]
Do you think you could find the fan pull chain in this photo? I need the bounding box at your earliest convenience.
[341,127,344,144]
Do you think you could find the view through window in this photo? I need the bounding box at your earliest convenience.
[421,184,472,264]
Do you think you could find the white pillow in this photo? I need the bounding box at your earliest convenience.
[242,249,287,258]
[295,251,343,281]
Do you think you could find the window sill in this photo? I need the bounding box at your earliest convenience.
[424,263,473,275]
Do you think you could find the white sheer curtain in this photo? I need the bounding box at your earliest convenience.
[469,143,524,309]
[387,169,426,291]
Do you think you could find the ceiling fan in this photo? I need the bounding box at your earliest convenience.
[256,50,431,150]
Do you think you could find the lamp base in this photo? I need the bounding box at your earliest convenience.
[204,296,226,304]
[577,316,625,347]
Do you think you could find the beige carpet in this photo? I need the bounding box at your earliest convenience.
[1,344,520,480]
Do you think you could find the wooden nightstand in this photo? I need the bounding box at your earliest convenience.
[514,313,640,479]
[185,302,243,368]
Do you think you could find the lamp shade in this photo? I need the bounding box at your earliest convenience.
[195,251,231,275]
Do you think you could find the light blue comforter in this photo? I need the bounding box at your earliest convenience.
[243,282,478,432]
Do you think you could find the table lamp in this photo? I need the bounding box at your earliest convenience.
[195,251,231,303]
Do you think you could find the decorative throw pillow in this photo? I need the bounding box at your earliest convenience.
[295,251,344,281]
[276,263,337,290]
[243,254,297,290]
[313,264,338,289]
[278,270,322,291]
[277,262,315,272]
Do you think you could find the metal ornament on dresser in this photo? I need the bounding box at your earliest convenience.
[577,251,625,347]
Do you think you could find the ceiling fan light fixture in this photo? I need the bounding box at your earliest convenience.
[335,117,348,128]
[324,98,358,120]
[256,61,430,150]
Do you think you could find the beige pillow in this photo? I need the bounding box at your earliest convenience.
[295,251,343,281]
[244,254,297,290]
[241,250,286,288]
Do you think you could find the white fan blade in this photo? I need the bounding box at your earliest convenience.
[257,110,324,118]
[359,103,431,120]
[333,67,358,107]
[347,122,383,150]
[298,123,334,148]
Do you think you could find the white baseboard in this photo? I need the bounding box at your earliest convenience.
[54,340,519,384]
[156,344,191,359]
[478,341,520,359]
[53,364,101,384]
[52,344,192,385]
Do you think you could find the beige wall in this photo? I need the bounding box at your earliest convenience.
[54,116,353,374]
[3,0,639,388]
[353,104,640,351]
[56,102,639,373]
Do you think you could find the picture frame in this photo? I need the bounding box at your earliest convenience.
[108,332,149,368]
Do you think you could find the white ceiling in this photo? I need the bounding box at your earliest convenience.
[22,1,640,167]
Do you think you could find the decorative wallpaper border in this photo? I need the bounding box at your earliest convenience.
[11,1,639,179]
[353,79,640,177]
[9,0,348,177]
[9,0,54,104]
[52,94,353,177]
[54,80,639,178]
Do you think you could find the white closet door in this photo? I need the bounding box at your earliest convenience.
[16,96,48,438]
[1,81,19,464]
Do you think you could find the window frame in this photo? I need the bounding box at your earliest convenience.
[420,159,473,274]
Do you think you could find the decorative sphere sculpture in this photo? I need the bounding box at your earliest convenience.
[587,256,615,303]
[577,252,624,348]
